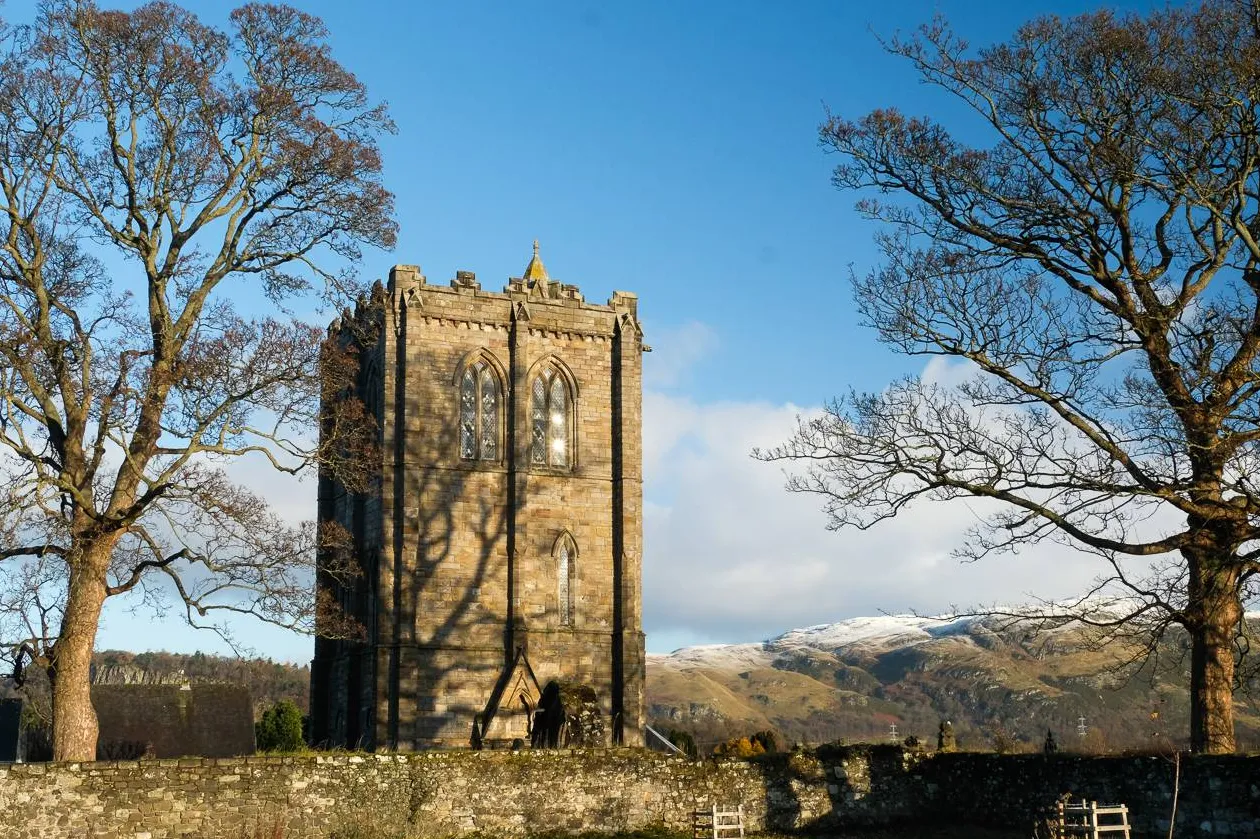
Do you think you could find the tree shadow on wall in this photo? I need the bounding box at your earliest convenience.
[757,751,808,833]
[386,337,530,751]
[395,435,515,749]
[316,310,531,754]
[756,744,933,835]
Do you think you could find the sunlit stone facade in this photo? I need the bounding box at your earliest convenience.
[311,245,646,749]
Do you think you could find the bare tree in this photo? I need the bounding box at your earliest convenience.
[0,0,393,760]
[758,1,1260,754]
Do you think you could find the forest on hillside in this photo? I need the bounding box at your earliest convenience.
[1,650,310,724]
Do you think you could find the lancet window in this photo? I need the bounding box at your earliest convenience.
[459,359,500,461]
[530,365,570,467]
[555,533,577,626]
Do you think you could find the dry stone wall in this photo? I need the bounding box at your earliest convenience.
[919,751,1260,837]
[0,750,792,839]
[0,747,1257,839]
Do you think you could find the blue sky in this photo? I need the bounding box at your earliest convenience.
[3,0,1166,661]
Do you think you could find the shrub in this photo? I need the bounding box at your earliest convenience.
[713,736,765,758]
[97,739,153,760]
[1077,727,1110,755]
[256,699,304,752]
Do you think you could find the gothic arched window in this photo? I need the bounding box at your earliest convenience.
[531,365,571,467]
[459,359,500,461]
[554,533,577,626]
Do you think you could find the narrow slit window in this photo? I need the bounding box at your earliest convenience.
[459,368,477,459]
[531,377,547,465]
[558,542,572,625]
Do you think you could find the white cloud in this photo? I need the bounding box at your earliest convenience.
[639,387,1123,652]
[921,355,981,388]
[642,320,718,389]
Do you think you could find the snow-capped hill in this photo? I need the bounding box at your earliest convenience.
[652,598,1185,670]
[651,612,984,668]
[651,642,770,670]
[775,613,980,653]
[645,607,1260,752]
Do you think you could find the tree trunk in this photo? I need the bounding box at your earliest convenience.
[50,541,112,762]
[1187,562,1241,755]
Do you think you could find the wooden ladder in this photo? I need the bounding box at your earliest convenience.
[694,804,744,839]
[1054,799,1131,839]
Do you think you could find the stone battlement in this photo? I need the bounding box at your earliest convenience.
[329,262,640,344]
[384,249,638,313]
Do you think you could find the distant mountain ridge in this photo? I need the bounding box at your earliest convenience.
[646,610,1260,753]
[4,610,1256,753]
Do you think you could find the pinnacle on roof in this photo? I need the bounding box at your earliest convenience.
[522,239,549,285]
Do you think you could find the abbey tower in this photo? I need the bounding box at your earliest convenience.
[310,245,646,749]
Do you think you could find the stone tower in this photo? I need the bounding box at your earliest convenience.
[310,244,646,750]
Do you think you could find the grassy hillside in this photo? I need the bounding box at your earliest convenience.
[647,617,1260,754]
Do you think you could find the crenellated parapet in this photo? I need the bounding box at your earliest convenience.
[368,245,641,326]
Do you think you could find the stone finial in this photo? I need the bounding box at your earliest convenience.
[523,239,549,289]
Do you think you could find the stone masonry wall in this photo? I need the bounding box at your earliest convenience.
[0,751,792,839]
[1,747,1258,839]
